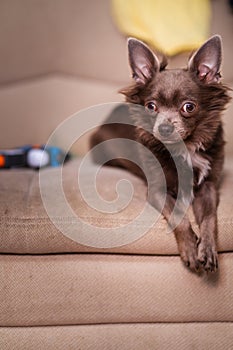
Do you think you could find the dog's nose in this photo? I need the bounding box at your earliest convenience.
[158,123,174,137]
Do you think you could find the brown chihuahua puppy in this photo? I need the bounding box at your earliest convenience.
[90,36,231,273]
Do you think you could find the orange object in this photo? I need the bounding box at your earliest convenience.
[0,155,6,167]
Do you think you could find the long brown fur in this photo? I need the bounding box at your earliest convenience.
[90,36,231,273]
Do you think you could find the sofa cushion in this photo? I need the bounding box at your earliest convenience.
[1,323,233,350]
[0,156,233,255]
[0,75,122,153]
[1,253,233,327]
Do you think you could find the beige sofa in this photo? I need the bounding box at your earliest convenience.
[1,1,233,349]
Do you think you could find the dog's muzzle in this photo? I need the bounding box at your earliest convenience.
[158,123,174,137]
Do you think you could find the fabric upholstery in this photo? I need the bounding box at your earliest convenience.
[1,253,233,327]
[1,157,233,255]
[0,76,122,152]
[0,0,232,85]
[1,323,233,350]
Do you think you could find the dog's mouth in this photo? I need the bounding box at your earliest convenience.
[153,129,184,145]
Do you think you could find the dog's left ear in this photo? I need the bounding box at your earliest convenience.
[188,35,222,83]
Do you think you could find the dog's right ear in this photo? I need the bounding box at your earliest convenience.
[128,38,160,84]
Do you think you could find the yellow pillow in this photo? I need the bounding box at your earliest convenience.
[112,0,211,55]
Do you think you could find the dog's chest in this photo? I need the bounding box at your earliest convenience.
[156,149,210,196]
[157,155,179,195]
[188,149,211,186]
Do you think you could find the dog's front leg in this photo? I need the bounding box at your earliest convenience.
[192,181,218,272]
[149,192,199,271]
[173,217,199,271]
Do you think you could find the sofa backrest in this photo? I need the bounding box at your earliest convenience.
[0,0,232,85]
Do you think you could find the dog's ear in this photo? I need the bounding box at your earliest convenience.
[188,35,222,83]
[128,38,160,84]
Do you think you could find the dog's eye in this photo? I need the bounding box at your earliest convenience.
[145,102,157,113]
[181,102,196,115]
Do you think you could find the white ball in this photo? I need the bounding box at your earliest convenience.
[27,149,50,168]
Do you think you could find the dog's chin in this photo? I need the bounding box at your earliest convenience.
[161,139,181,145]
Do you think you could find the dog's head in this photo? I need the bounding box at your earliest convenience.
[121,36,230,148]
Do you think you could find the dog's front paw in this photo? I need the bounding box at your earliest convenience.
[197,238,218,272]
[178,232,200,272]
